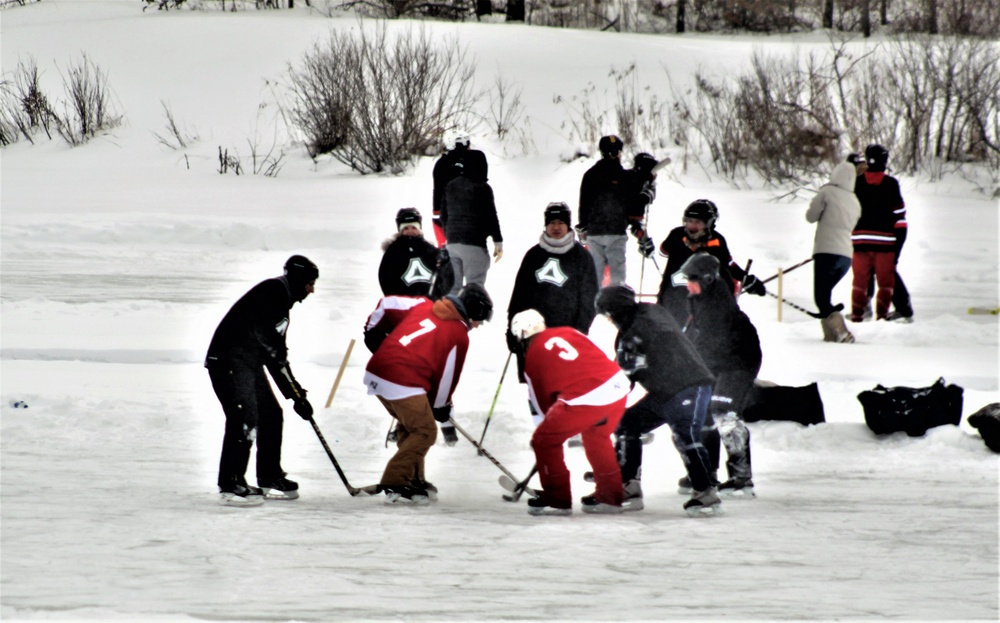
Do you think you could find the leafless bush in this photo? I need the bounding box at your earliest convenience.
[555,64,669,157]
[335,0,472,19]
[152,100,198,149]
[218,146,243,174]
[481,70,534,156]
[286,22,479,174]
[0,57,58,146]
[54,53,124,146]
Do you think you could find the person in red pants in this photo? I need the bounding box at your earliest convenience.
[509,309,631,516]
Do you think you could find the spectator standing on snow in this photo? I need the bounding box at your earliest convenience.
[655,199,766,327]
[205,255,318,507]
[677,253,761,498]
[440,150,503,294]
[806,160,861,343]
[509,310,631,516]
[577,135,646,286]
[853,144,913,323]
[431,129,485,247]
[378,207,453,300]
[362,284,493,505]
[506,202,598,423]
[595,284,721,517]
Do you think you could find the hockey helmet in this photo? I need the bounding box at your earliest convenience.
[510,309,547,342]
[679,253,720,287]
[395,207,422,232]
[865,144,889,172]
[284,255,319,284]
[633,152,658,175]
[444,129,471,152]
[683,199,719,231]
[457,283,493,323]
[594,284,637,324]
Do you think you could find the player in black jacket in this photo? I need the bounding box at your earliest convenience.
[205,255,318,506]
[378,207,453,299]
[595,285,722,516]
[506,202,598,421]
[440,150,503,294]
[655,199,765,326]
[678,253,761,497]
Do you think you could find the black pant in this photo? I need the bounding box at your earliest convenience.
[209,364,285,487]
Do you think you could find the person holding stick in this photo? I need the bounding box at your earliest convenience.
[205,255,318,507]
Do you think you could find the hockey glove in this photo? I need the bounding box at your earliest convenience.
[432,404,453,423]
[638,236,655,258]
[293,397,314,420]
[640,180,656,203]
[743,274,766,296]
[574,226,587,245]
[436,246,450,268]
[505,329,520,354]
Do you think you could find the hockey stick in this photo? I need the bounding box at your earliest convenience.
[758,258,813,285]
[766,290,817,317]
[449,417,521,483]
[476,352,512,453]
[309,418,372,496]
[324,338,355,409]
[505,464,538,502]
[735,258,753,298]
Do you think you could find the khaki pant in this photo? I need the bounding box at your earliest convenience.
[378,394,438,486]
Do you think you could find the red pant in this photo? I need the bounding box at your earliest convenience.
[851,251,895,320]
[530,398,627,508]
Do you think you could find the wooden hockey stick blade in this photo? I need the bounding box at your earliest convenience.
[498,474,538,501]
[650,157,671,173]
[968,307,1000,315]
[351,484,381,496]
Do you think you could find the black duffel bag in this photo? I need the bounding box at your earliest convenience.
[857,377,963,437]
[743,382,825,426]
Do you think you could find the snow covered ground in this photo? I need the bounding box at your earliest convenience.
[1,2,997,621]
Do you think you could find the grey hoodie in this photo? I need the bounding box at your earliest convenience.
[806,161,862,258]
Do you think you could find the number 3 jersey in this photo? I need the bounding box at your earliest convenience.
[522,326,630,417]
[364,297,471,409]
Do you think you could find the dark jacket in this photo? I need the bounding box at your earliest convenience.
[613,302,714,398]
[684,278,762,376]
[852,172,906,253]
[656,227,748,325]
[205,276,303,399]
[378,234,453,299]
[578,157,631,236]
[440,152,502,248]
[506,233,598,362]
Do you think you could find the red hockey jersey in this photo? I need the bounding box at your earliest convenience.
[364,297,470,408]
[522,326,630,416]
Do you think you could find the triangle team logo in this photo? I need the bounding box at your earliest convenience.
[402,258,434,286]
[535,258,568,286]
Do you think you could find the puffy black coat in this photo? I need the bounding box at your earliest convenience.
[440,153,502,249]
[613,302,715,398]
[578,157,631,235]
[378,234,453,299]
[684,278,762,376]
[205,276,303,400]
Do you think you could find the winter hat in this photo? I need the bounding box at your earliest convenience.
[396,207,422,233]
[595,284,637,326]
[544,202,572,227]
[462,150,489,182]
[847,153,863,165]
[599,135,623,157]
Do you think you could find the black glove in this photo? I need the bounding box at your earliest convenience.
[505,329,520,354]
[638,236,655,258]
[743,274,766,296]
[574,226,587,244]
[293,397,314,420]
[436,246,450,268]
[640,180,656,203]
[432,404,453,423]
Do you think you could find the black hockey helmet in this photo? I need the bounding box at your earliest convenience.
[544,201,572,227]
[457,283,493,322]
[395,207,422,232]
[683,199,719,231]
[598,135,623,157]
[284,255,318,302]
[633,152,658,174]
[847,152,863,165]
[679,253,720,287]
[595,284,637,326]
[865,144,889,172]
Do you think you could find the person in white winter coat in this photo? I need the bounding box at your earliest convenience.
[806,161,862,334]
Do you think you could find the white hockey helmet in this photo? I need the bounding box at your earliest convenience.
[443,129,471,151]
[510,309,546,342]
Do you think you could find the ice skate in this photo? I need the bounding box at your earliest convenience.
[677,472,718,495]
[527,494,572,516]
[580,493,625,514]
[383,485,430,506]
[683,488,722,517]
[439,425,458,447]
[219,480,265,507]
[258,476,300,500]
[717,477,756,498]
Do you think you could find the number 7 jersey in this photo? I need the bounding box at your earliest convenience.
[522,326,630,417]
[364,297,471,409]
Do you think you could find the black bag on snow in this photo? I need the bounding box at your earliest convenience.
[857,377,963,437]
[743,382,825,426]
[967,403,1000,453]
